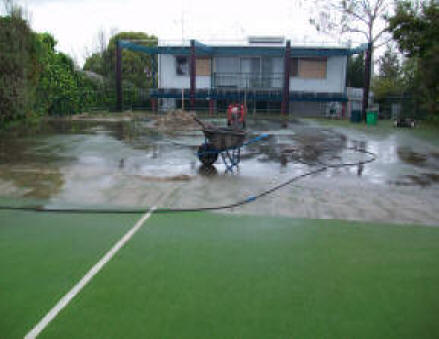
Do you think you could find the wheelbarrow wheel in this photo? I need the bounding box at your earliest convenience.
[198,142,218,166]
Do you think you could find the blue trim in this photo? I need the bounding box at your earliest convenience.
[291,96,348,103]
[119,40,159,54]
[150,89,347,102]
[194,40,214,54]
[120,40,364,57]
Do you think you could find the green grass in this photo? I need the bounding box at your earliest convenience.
[14,212,435,339]
[0,210,142,338]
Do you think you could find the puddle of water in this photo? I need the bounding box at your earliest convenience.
[0,118,438,225]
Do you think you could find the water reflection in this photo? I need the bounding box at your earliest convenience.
[0,118,438,224]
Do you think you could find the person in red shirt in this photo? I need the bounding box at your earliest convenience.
[227,103,246,129]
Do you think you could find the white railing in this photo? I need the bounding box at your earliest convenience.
[213,72,283,89]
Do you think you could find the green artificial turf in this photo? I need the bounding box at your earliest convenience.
[36,212,439,339]
[0,210,142,338]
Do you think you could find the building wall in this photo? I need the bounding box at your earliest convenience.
[290,56,347,93]
[290,101,327,117]
[159,54,211,89]
[159,53,347,93]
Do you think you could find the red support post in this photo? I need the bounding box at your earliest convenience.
[281,40,291,127]
[190,39,196,111]
[209,98,214,115]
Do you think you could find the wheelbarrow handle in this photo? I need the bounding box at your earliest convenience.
[192,116,207,130]
[193,116,216,130]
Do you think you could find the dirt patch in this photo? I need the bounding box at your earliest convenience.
[397,147,428,165]
[397,147,439,171]
[153,110,202,132]
[71,111,144,121]
[0,166,64,198]
[250,127,347,165]
[387,173,439,187]
[133,174,193,182]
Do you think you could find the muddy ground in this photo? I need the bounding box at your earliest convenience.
[0,118,438,225]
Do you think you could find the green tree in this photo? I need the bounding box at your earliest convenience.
[83,31,158,109]
[387,0,439,118]
[105,32,157,89]
[1,1,100,125]
[0,13,40,124]
[378,46,401,79]
[347,53,365,87]
[388,0,438,58]
[372,46,405,99]
[310,0,393,118]
[83,52,105,75]
[34,31,103,115]
[35,33,82,115]
[84,32,157,89]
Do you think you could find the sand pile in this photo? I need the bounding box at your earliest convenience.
[153,109,202,132]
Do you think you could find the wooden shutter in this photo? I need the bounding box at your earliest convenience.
[196,57,211,76]
[298,57,327,78]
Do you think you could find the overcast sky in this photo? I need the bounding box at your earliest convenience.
[11,0,365,66]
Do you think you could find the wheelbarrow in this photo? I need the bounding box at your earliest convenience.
[193,117,246,169]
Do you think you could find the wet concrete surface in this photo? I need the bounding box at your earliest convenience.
[0,118,438,225]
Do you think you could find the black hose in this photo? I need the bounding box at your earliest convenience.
[0,148,376,215]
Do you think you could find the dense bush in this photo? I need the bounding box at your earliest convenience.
[0,12,104,126]
[387,0,439,119]
[34,32,96,116]
[0,15,40,123]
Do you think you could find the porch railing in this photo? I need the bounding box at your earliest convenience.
[213,72,283,89]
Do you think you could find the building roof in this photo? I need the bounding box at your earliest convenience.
[119,40,367,57]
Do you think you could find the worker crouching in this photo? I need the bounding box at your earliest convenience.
[227,103,246,129]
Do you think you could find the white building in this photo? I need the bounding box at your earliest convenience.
[120,37,366,116]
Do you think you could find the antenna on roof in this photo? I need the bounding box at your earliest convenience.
[181,1,185,44]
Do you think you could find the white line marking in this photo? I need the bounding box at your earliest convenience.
[24,207,156,339]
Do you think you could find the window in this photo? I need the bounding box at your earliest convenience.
[176,56,189,76]
[298,57,327,79]
[196,57,211,76]
[215,57,240,73]
[241,57,260,74]
[290,58,299,76]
